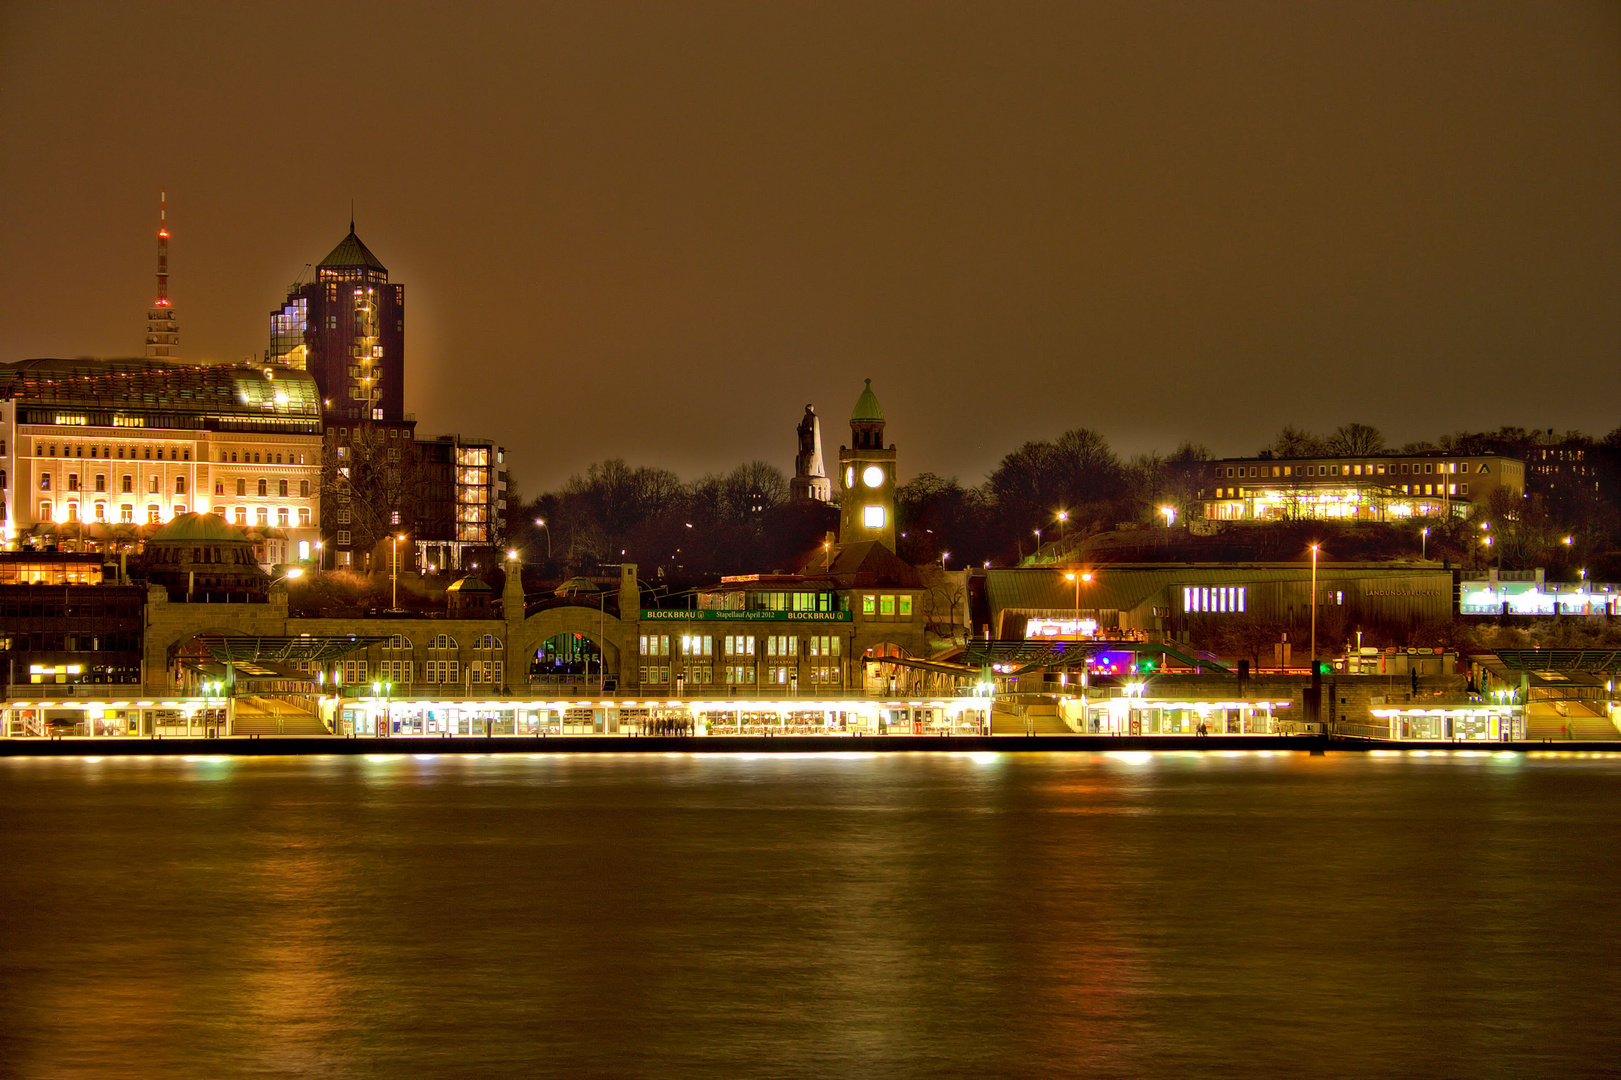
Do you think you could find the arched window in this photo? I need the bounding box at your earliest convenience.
[299,480,310,498]
[175,476,186,495]
[257,479,267,497]
[278,479,288,497]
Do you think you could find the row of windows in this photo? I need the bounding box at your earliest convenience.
[40,502,182,524]
[338,659,506,685]
[41,473,187,494]
[223,507,309,527]
[860,594,913,616]
[1184,587,1247,614]
[34,443,189,461]
[380,633,502,652]
[212,479,311,498]
[1212,484,1469,500]
[635,665,840,686]
[1222,461,1481,480]
[216,451,306,464]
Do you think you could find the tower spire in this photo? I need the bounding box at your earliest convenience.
[145,189,179,359]
[157,188,169,305]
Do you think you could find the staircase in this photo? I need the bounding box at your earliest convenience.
[991,702,1072,735]
[230,696,332,737]
[1523,701,1621,741]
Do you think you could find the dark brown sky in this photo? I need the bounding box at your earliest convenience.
[2,2,1616,493]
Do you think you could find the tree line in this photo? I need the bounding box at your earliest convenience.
[496,420,1621,582]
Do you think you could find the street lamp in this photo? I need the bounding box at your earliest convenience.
[1063,571,1093,637]
[535,517,551,559]
[1056,510,1068,547]
[1309,544,1321,668]
[940,551,950,568]
[1421,526,1429,560]
[390,533,406,610]
[1160,506,1176,528]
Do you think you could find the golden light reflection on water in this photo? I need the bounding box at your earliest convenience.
[1,752,1618,1078]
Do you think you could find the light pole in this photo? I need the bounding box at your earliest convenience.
[1421,527,1429,560]
[1056,511,1067,548]
[1160,506,1176,528]
[390,533,406,609]
[1309,544,1320,668]
[535,518,551,559]
[1063,571,1092,636]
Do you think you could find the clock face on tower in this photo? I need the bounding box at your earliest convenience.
[862,465,885,488]
[845,466,855,488]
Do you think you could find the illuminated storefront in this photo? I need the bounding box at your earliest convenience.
[1460,581,1619,617]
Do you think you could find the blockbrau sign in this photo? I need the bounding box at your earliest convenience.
[640,609,852,622]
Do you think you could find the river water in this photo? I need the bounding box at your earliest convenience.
[0,750,1616,1079]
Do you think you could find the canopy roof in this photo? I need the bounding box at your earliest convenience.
[185,634,389,665]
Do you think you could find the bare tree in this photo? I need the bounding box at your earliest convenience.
[1326,423,1386,456]
[1268,425,1327,458]
[320,424,420,573]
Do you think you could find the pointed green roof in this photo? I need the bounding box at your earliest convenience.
[851,378,884,422]
[317,227,387,273]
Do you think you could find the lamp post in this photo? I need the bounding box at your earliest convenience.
[1160,506,1176,528]
[390,533,406,610]
[1309,544,1320,669]
[1056,511,1068,548]
[535,517,551,559]
[1063,571,1092,638]
[1421,527,1429,560]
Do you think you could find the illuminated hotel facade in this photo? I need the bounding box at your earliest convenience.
[0,358,323,566]
[1199,453,1525,522]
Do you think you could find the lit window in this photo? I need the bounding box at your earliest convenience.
[880,595,895,615]
[898,595,912,616]
[863,505,885,529]
[862,594,876,614]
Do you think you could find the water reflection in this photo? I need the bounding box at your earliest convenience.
[0,753,1617,1078]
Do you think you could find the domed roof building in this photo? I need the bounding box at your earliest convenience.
[143,513,269,602]
[445,574,496,618]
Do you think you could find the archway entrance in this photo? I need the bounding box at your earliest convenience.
[530,632,608,692]
[864,643,909,696]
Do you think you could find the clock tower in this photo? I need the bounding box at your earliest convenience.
[838,379,897,552]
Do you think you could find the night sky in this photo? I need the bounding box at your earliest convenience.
[1,2,1615,493]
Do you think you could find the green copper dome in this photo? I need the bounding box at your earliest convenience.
[851,378,884,422]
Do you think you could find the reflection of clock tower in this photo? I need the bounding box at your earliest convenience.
[838,378,897,552]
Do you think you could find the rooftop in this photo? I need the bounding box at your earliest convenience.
[851,379,884,423]
[0,358,321,429]
[316,227,388,274]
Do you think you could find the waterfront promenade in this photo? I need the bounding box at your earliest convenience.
[3,732,1617,756]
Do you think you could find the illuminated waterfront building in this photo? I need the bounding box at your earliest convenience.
[271,220,405,422]
[414,434,507,573]
[1198,453,1525,522]
[0,358,322,566]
